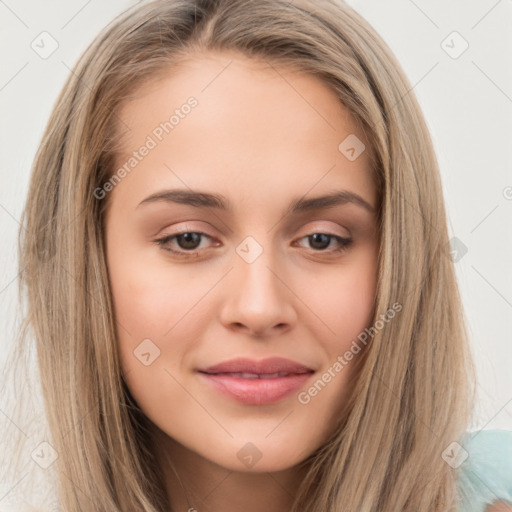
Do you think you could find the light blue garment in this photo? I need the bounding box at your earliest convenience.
[456,429,512,511]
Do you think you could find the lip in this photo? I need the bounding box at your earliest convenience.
[197,357,315,405]
[198,357,315,375]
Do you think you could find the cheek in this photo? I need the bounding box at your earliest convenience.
[294,254,377,432]
[106,241,212,378]
[108,242,203,332]
[107,253,212,419]
[303,253,378,352]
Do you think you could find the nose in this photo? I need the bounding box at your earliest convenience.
[218,244,297,338]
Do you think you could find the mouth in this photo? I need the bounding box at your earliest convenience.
[197,372,314,405]
[198,356,315,375]
[200,371,306,379]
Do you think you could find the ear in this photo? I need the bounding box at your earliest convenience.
[485,501,512,512]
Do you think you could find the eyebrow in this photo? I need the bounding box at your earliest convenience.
[137,188,376,214]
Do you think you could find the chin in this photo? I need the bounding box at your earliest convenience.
[201,439,313,474]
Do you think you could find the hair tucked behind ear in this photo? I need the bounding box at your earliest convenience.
[1,0,476,510]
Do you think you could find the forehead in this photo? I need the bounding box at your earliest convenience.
[110,51,377,213]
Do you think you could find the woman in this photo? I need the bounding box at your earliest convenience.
[3,0,511,511]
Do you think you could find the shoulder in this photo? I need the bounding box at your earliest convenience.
[455,429,512,512]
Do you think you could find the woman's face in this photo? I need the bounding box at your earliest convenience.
[105,51,379,474]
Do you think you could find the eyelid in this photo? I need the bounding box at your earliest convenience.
[158,221,216,237]
[296,221,351,239]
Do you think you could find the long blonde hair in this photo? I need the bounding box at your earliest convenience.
[2,0,476,510]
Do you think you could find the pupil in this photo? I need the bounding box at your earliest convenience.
[310,233,330,250]
[178,232,200,250]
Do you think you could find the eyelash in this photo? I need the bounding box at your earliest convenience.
[154,231,353,258]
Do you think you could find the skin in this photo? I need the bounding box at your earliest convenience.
[104,50,380,511]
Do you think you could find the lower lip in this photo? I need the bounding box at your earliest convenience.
[198,372,313,405]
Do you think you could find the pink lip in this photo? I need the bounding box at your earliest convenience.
[197,357,315,405]
[199,357,314,375]
[199,373,312,405]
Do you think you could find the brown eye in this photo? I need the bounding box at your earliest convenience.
[174,232,202,250]
[154,231,215,257]
[297,233,353,253]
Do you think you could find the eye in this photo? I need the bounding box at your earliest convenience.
[295,233,353,253]
[154,231,217,257]
[154,231,353,258]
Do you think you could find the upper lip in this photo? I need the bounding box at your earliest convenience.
[198,357,315,375]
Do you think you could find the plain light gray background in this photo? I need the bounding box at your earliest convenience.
[1,0,511,437]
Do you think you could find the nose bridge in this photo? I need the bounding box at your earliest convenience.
[235,232,285,304]
[237,234,279,293]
